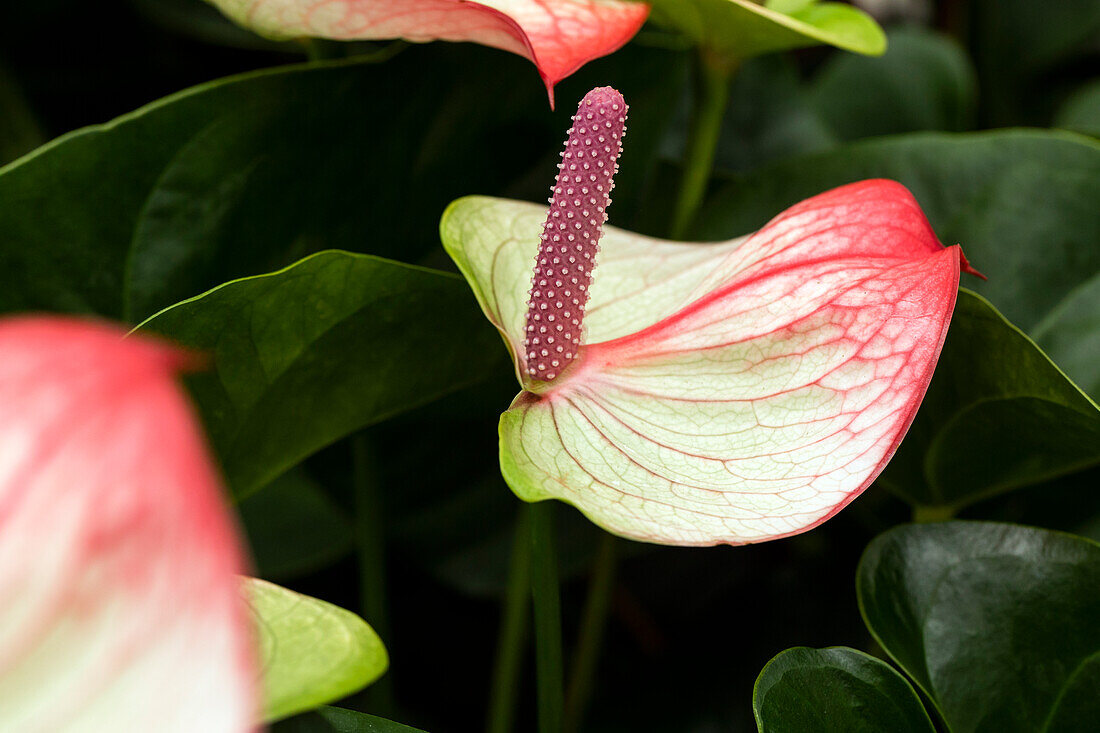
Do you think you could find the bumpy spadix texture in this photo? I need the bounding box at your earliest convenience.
[0,319,254,731]
[205,0,649,104]
[442,180,967,545]
[526,86,626,381]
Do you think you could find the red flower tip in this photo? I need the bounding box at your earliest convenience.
[524,86,628,382]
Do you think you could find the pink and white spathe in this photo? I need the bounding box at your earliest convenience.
[444,179,979,546]
[0,319,254,732]
[205,0,651,105]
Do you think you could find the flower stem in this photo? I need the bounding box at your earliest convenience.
[528,502,564,733]
[670,48,737,240]
[352,434,395,716]
[563,531,618,733]
[487,511,532,733]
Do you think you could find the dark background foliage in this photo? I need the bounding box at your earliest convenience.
[1,1,1098,731]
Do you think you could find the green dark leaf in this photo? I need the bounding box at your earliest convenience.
[753,647,934,733]
[1055,80,1100,138]
[0,43,684,324]
[648,0,885,61]
[697,131,1100,335]
[703,29,975,176]
[970,0,1100,126]
[880,290,1100,509]
[137,251,502,498]
[273,706,427,733]
[808,27,976,139]
[857,521,1100,733]
[238,470,354,580]
[0,63,44,166]
[246,578,388,723]
[1032,272,1100,398]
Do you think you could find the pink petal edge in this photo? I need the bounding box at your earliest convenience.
[0,318,255,732]
[231,0,650,106]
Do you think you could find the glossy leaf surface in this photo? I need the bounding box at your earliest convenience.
[0,318,253,732]
[204,0,649,102]
[246,578,387,723]
[753,647,934,733]
[443,180,963,544]
[858,522,1100,733]
[0,45,683,324]
[137,251,502,499]
[648,0,885,61]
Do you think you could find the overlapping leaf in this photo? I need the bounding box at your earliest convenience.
[136,251,503,498]
[753,647,934,733]
[245,578,388,722]
[857,522,1100,733]
[0,44,684,324]
[443,180,964,544]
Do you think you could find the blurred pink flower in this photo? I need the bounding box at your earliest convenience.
[206,0,651,105]
[0,318,254,732]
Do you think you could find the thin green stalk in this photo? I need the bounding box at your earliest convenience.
[913,504,956,523]
[487,511,533,733]
[529,502,564,733]
[353,434,395,716]
[563,532,618,733]
[669,49,737,240]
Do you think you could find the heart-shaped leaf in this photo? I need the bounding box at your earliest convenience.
[136,250,503,498]
[0,44,684,324]
[879,290,1100,509]
[443,179,965,545]
[648,0,885,62]
[273,706,427,732]
[246,578,388,723]
[204,0,649,103]
[753,647,934,733]
[857,521,1100,733]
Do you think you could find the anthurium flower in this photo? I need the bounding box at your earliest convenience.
[0,318,254,731]
[441,87,977,546]
[205,0,650,105]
